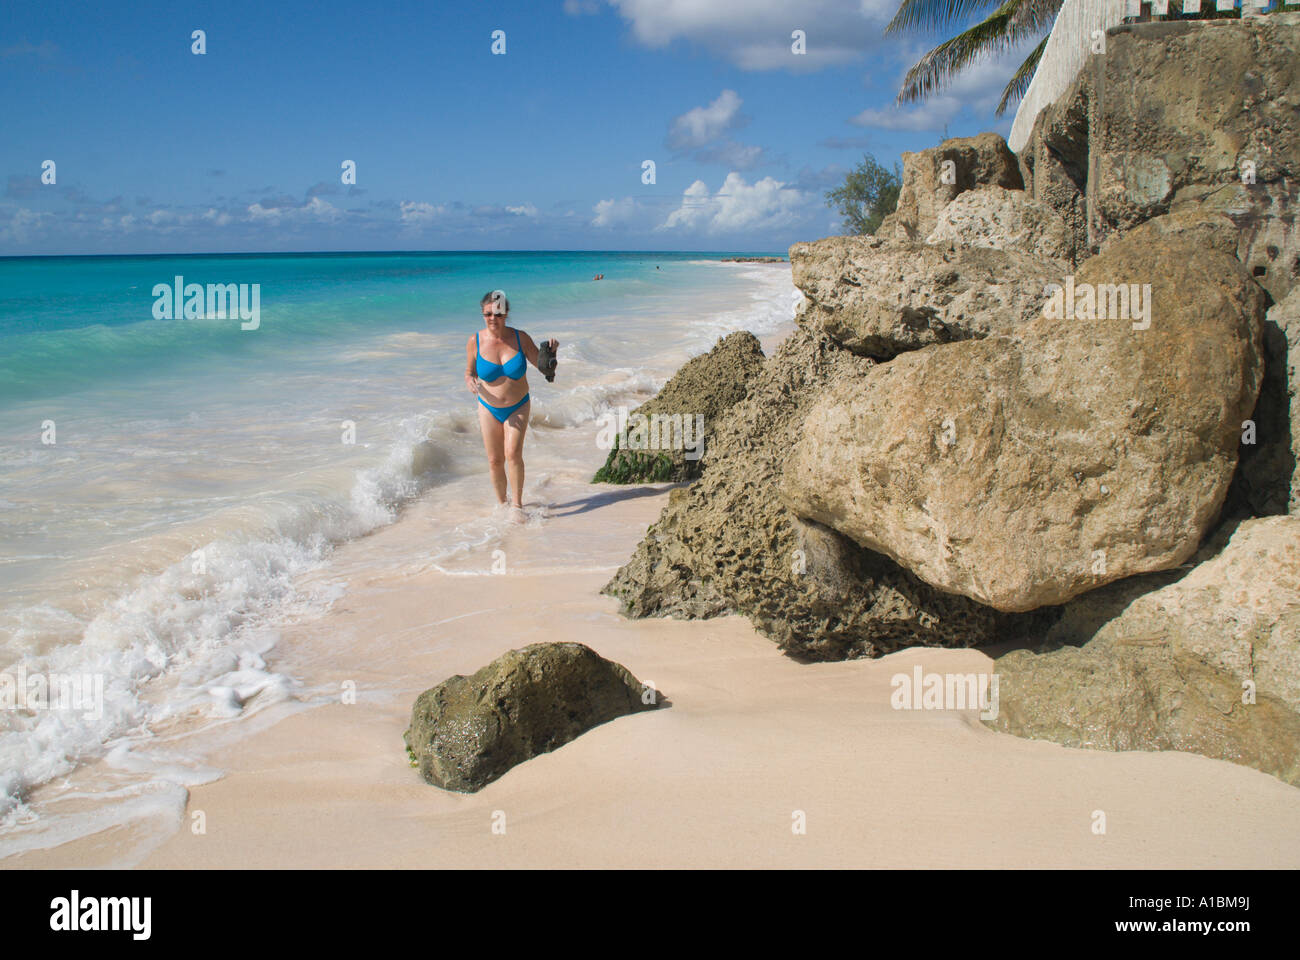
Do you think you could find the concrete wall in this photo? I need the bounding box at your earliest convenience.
[1008,0,1126,153]
[1009,1,1295,153]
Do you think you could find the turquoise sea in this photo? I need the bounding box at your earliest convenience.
[0,250,796,846]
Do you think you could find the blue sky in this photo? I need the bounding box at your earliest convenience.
[0,0,1038,254]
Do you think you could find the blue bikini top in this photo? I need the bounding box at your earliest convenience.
[476,329,527,381]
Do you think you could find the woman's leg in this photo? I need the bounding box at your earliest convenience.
[477,403,508,504]
[502,399,531,509]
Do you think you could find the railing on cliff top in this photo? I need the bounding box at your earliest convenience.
[1007,0,1295,153]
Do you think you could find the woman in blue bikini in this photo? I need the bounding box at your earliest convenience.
[464,290,558,517]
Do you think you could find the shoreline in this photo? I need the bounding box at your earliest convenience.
[12,496,1300,867]
[7,323,1300,867]
[0,258,793,849]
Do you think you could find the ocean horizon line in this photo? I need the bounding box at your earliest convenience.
[0,248,792,263]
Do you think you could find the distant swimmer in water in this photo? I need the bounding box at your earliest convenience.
[465,290,559,522]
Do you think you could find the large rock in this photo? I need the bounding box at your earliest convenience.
[789,234,1056,360]
[1039,510,1244,649]
[1099,201,1243,259]
[1088,516,1300,711]
[1091,14,1300,302]
[1237,287,1300,517]
[603,323,1044,661]
[593,331,764,483]
[985,516,1300,786]
[404,642,659,792]
[987,632,1300,787]
[781,222,1267,612]
[925,185,1073,266]
[877,132,1023,242]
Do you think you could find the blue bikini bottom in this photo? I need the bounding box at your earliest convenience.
[478,393,530,423]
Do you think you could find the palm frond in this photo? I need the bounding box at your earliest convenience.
[895,0,1050,104]
[1007,0,1063,34]
[886,0,1005,34]
[995,34,1048,115]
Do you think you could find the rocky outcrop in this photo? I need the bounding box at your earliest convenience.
[925,185,1073,266]
[1015,15,1300,296]
[986,516,1300,786]
[877,132,1023,242]
[788,234,1056,360]
[781,222,1267,612]
[404,642,660,792]
[590,15,1300,794]
[604,16,1295,694]
[1099,202,1243,259]
[593,331,764,483]
[987,631,1300,787]
[603,323,1045,661]
[1017,73,1089,266]
[1088,516,1300,712]
[1090,14,1300,303]
[1238,287,1300,517]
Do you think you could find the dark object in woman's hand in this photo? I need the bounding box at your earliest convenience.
[537,340,558,382]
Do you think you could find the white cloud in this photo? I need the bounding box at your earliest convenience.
[247,196,342,224]
[851,99,962,132]
[135,208,216,234]
[505,203,538,217]
[0,208,53,243]
[301,196,342,222]
[590,197,641,228]
[0,202,250,246]
[660,173,804,234]
[399,200,445,225]
[667,89,745,150]
[666,91,768,168]
[247,202,281,222]
[607,0,896,71]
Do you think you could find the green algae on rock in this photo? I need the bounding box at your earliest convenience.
[592,330,765,484]
[404,642,661,792]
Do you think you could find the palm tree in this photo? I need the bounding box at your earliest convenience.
[886,0,1063,116]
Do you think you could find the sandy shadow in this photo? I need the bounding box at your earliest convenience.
[549,482,691,517]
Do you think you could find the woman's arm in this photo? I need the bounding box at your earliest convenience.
[464,335,478,394]
[518,330,559,370]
